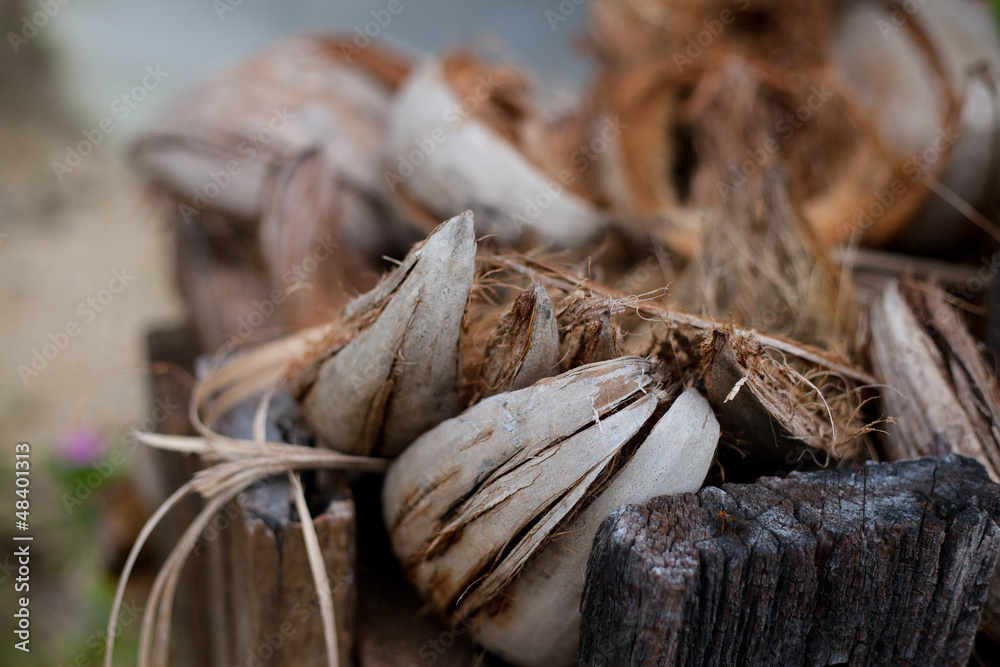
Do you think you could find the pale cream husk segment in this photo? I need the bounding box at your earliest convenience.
[383,357,720,666]
[384,56,605,246]
[296,211,476,458]
[473,387,719,667]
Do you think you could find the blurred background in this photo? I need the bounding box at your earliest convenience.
[0,2,590,664]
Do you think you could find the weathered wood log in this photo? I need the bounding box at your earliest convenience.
[580,455,1000,666]
[143,324,223,667]
[214,391,357,667]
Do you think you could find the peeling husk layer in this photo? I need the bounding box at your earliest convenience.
[383,359,720,666]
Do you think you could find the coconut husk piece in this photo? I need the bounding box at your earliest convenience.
[259,149,383,328]
[383,358,720,667]
[589,4,965,256]
[676,163,851,353]
[588,0,835,69]
[554,290,625,369]
[591,51,902,254]
[867,278,1000,478]
[133,35,410,229]
[487,253,877,464]
[464,281,561,405]
[293,211,476,458]
[470,386,719,667]
[383,52,606,247]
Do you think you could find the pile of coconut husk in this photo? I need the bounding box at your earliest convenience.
[114,1,1000,665]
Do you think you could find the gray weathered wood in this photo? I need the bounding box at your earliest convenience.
[580,455,1000,666]
[215,391,357,667]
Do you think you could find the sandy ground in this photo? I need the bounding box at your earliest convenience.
[0,38,184,665]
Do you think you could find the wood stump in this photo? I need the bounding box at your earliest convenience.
[580,455,1000,666]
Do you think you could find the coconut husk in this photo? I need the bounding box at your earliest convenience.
[259,149,383,327]
[469,386,719,667]
[867,278,1000,478]
[464,281,561,405]
[488,253,877,464]
[588,0,835,69]
[133,35,409,229]
[293,211,476,458]
[554,290,625,369]
[675,163,851,353]
[588,0,970,256]
[382,358,719,666]
[133,36,417,329]
[831,0,1000,254]
[383,52,606,246]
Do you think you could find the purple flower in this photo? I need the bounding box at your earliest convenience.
[57,426,107,466]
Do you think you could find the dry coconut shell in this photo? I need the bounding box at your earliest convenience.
[470,387,719,667]
[588,0,834,69]
[590,52,900,255]
[134,35,409,232]
[383,357,719,667]
[831,0,1000,253]
[293,211,476,457]
[133,36,416,325]
[383,52,606,246]
[259,149,384,326]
